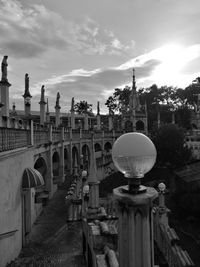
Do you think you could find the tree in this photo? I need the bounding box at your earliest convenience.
[152,124,192,169]
[105,86,131,114]
[74,101,93,116]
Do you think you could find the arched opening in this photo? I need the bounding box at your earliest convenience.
[136,120,145,131]
[82,144,90,171]
[104,142,112,153]
[125,120,133,132]
[52,151,60,177]
[72,146,79,176]
[34,157,47,183]
[94,143,102,152]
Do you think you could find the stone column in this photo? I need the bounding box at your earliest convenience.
[47,125,54,196]
[0,80,11,118]
[97,115,101,130]
[113,186,158,267]
[84,114,89,130]
[108,115,113,131]
[59,127,65,183]
[71,111,75,129]
[87,133,99,214]
[0,56,11,118]
[39,85,46,125]
[55,92,61,127]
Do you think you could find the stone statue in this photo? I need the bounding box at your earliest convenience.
[1,55,8,82]
[71,97,74,112]
[56,92,60,107]
[25,73,29,93]
[41,85,45,102]
[97,101,100,115]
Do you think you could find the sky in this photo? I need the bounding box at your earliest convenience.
[1,0,200,114]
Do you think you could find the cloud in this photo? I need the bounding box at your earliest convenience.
[0,0,68,58]
[27,55,160,113]
[0,1,136,58]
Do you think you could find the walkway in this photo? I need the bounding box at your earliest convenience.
[7,181,86,267]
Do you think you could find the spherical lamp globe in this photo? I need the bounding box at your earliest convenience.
[112,132,157,192]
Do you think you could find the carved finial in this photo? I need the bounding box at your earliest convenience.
[1,55,8,82]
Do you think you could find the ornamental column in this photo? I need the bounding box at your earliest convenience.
[96,101,101,130]
[55,92,61,127]
[39,85,46,125]
[46,98,50,124]
[23,73,32,117]
[112,133,158,267]
[70,97,75,129]
[0,55,11,118]
[87,132,99,215]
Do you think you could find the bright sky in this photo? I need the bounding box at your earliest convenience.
[1,0,200,113]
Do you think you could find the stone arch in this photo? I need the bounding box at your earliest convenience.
[81,144,90,171]
[34,157,47,183]
[104,142,112,152]
[136,120,145,131]
[125,120,133,132]
[94,143,102,152]
[52,151,60,177]
[72,146,79,176]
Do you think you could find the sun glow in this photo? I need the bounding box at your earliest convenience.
[150,44,200,86]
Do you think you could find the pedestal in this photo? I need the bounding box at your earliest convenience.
[113,186,158,267]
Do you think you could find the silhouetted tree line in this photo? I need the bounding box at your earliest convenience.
[105,80,200,130]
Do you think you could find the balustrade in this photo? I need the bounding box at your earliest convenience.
[34,129,49,145]
[0,125,124,153]
[0,127,31,152]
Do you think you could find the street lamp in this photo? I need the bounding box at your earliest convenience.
[112,132,158,267]
[112,132,157,193]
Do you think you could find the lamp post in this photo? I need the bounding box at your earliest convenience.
[112,132,158,267]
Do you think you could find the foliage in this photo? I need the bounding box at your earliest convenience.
[105,86,131,113]
[105,81,200,129]
[152,124,192,168]
[74,100,93,116]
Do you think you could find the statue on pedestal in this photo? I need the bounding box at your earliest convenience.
[41,85,45,102]
[56,92,60,108]
[1,55,8,82]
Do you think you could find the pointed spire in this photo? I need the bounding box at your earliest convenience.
[23,73,32,98]
[132,68,136,92]
[97,101,100,115]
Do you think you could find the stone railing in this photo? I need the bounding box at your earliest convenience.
[0,124,123,153]
[34,129,49,145]
[0,127,31,152]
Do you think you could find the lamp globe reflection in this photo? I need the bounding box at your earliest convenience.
[112,132,157,193]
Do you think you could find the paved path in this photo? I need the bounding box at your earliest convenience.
[7,182,86,267]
